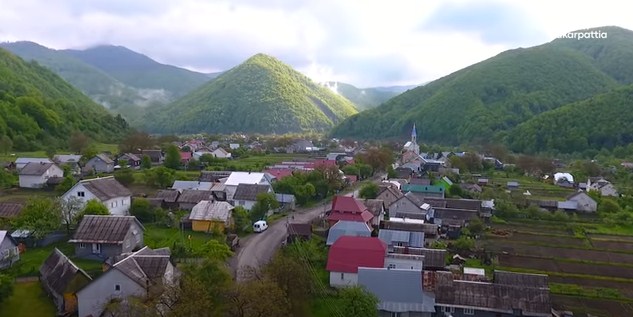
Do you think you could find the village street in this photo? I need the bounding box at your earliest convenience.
[233,175,384,282]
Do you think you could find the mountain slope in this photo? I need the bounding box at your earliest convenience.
[0,48,128,149]
[144,54,358,134]
[64,45,211,99]
[324,82,402,110]
[505,84,633,154]
[331,26,631,147]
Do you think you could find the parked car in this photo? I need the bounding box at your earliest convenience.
[253,220,268,233]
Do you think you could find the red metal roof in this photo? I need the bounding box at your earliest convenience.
[327,210,373,223]
[180,152,192,161]
[331,196,368,213]
[326,236,387,273]
[263,168,294,180]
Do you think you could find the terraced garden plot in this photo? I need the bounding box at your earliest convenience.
[486,231,586,247]
[589,233,633,243]
[492,222,572,235]
[552,294,633,317]
[484,241,633,264]
[590,239,633,252]
[549,276,633,298]
[498,254,633,279]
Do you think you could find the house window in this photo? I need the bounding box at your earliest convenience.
[464,308,475,315]
[387,263,396,269]
[77,191,85,197]
[92,243,101,254]
[79,243,87,248]
[115,284,120,291]
[441,307,455,313]
[390,313,401,317]
[122,199,126,205]
[239,200,245,206]
[340,273,344,280]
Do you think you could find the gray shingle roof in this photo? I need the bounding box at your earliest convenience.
[391,247,447,268]
[358,267,436,313]
[79,176,132,201]
[95,153,114,164]
[70,215,143,244]
[326,220,372,245]
[177,189,213,204]
[378,229,425,248]
[155,189,180,203]
[233,184,271,201]
[112,247,172,288]
[19,162,57,175]
[0,202,23,218]
[364,199,385,217]
[39,248,92,296]
[189,200,233,223]
[199,171,232,183]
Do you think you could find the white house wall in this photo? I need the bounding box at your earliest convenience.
[384,257,423,271]
[63,183,130,215]
[329,271,358,287]
[76,268,145,317]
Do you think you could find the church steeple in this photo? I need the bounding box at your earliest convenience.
[411,123,417,143]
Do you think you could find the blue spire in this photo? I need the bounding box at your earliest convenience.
[411,123,417,142]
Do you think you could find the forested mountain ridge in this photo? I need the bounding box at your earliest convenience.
[143,53,359,134]
[63,45,212,99]
[331,26,633,152]
[324,81,405,110]
[506,84,633,154]
[0,48,128,150]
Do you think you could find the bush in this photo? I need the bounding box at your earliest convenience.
[130,198,153,223]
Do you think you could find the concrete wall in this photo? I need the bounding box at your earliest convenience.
[329,271,358,288]
[77,268,146,317]
[384,257,423,271]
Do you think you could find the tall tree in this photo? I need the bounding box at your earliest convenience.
[0,135,12,155]
[250,192,280,222]
[359,182,379,199]
[12,197,62,239]
[141,155,152,169]
[338,286,379,317]
[227,279,291,317]
[74,199,109,223]
[0,274,14,305]
[264,253,312,315]
[59,196,84,234]
[144,166,175,188]
[164,145,182,169]
[119,131,154,153]
[68,131,90,154]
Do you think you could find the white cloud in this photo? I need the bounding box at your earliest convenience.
[0,0,631,86]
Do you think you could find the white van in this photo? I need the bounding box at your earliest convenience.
[252,220,268,233]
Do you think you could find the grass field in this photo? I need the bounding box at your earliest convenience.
[0,281,56,317]
[8,240,103,278]
[0,143,118,163]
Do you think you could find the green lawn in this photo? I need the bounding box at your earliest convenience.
[143,223,219,251]
[0,281,56,317]
[9,241,103,278]
[310,295,345,317]
[0,188,57,203]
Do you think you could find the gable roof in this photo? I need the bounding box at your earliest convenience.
[287,223,312,236]
[53,154,82,164]
[364,199,385,217]
[92,153,114,164]
[434,271,551,316]
[0,230,17,247]
[120,153,141,161]
[331,196,368,213]
[0,202,23,218]
[326,236,386,273]
[97,247,173,291]
[176,189,213,204]
[172,180,213,191]
[567,191,596,202]
[154,189,180,203]
[378,229,424,248]
[391,247,447,268]
[15,157,53,166]
[358,268,436,313]
[19,162,58,176]
[401,184,445,194]
[224,172,267,186]
[326,220,372,245]
[141,150,163,161]
[189,200,233,223]
[425,198,482,212]
[70,215,143,244]
[74,176,132,201]
[409,178,432,186]
[233,184,271,201]
[39,248,92,296]
[199,171,232,183]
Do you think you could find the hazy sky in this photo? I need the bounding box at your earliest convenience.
[0,0,629,87]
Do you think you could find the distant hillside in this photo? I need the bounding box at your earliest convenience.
[144,53,358,134]
[64,45,211,99]
[324,82,401,110]
[506,84,633,154]
[0,48,128,149]
[332,26,632,151]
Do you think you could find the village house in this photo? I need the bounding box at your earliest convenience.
[223,172,272,201]
[210,147,232,159]
[378,228,425,252]
[15,157,53,170]
[507,181,520,190]
[84,154,115,174]
[140,149,165,164]
[180,151,192,165]
[18,162,64,188]
[326,196,374,227]
[0,230,19,269]
[388,193,433,221]
[39,248,92,315]
[0,202,23,221]
[566,191,598,212]
[232,183,273,210]
[76,247,177,317]
[189,200,234,232]
[433,270,551,317]
[358,267,436,316]
[286,223,312,244]
[383,253,425,271]
[326,236,387,287]
[286,139,316,153]
[587,177,619,197]
[176,189,214,211]
[554,172,575,188]
[376,184,404,209]
[53,154,83,175]
[117,153,142,169]
[326,220,372,246]
[364,199,386,228]
[151,189,180,210]
[69,215,144,260]
[171,180,213,191]
[401,184,446,199]
[62,176,132,216]
[380,217,440,248]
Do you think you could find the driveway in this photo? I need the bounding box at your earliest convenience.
[233,185,367,282]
